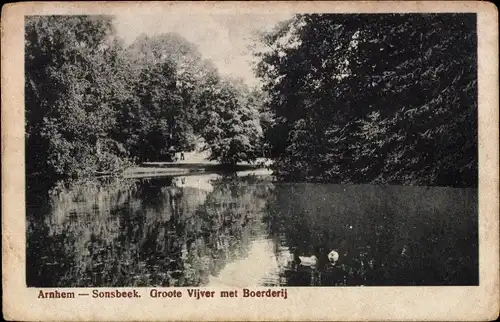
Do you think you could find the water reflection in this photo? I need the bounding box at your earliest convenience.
[264,184,478,286]
[27,174,478,287]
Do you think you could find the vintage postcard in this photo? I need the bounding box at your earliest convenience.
[2,1,499,321]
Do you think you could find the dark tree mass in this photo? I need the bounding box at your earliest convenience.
[26,14,477,188]
[25,16,263,184]
[255,14,477,187]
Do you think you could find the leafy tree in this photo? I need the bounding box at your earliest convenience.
[116,33,231,162]
[26,16,267,186]
[255,14,477,187]
[25,16,131,180]
[199,78,263,166]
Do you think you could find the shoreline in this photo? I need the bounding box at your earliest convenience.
[122,161,272,179]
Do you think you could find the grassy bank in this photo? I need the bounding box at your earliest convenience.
[123,159,271,179]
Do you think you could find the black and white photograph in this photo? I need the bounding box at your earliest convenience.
[2,1,498,321]
[24,10,480,288]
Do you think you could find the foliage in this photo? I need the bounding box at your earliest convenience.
[116,33,206,161]
[25,16,131,180]
[198,78,263,165]
[26,16,264,182]
[255,14,477,187]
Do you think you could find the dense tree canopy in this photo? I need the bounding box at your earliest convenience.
[26,16,129,180]
[198,78,263,165]
[117,33,210,162]
[255,14,477,187]
[26,14,478,188]
[25,16,264,183]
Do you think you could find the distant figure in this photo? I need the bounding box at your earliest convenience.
[180,152,185,161]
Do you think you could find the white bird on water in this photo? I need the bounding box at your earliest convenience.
[298,250,340,267]
[298,255,318,267]
[328,250,339,265]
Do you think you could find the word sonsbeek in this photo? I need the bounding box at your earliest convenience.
[92,290,141,298]
[150,288,288,299]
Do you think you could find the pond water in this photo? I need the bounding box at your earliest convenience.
[27,171,478,287]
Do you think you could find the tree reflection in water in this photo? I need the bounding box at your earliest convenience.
[27,174,274,287]
[264,184,478,286]
[27,175,478,287]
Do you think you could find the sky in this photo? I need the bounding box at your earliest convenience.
[113,13,293,85]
